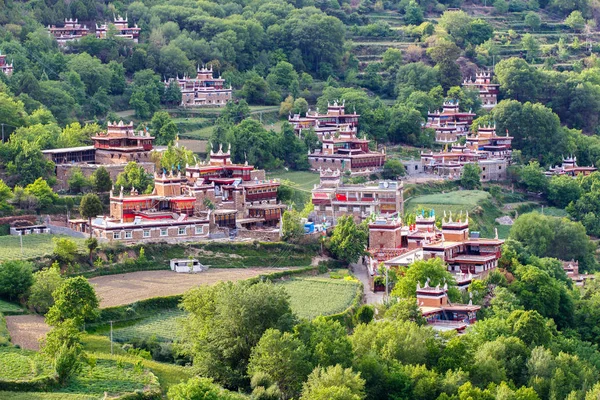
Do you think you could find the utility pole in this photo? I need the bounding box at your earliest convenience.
[1,123,4,143]
[110,321,114,355]
[19,231,23,258]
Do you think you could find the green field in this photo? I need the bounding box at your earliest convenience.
[102,309,185,343]
[278,277,361,320]
[406,190,491,208]
[0,235,86,262]
[535,206,568,217]
[0,347,54,381]
[0,299,23,314]
[266,170,320,192]
[0,393,96,399]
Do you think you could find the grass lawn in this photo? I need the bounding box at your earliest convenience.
[0,299,24,314]
[278,277,361,320]
[266,170,321,192]
[0,234,86,262]
[406,190,491,208]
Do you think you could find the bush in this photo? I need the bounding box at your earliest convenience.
[355,305,375,324]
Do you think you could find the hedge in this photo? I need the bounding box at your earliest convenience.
[0,374,59,392]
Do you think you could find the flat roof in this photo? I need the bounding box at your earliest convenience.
[42,146,95,154]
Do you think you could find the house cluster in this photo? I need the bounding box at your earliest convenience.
[42,120,156,191]
[310,168,403,224]
[426,100,475,144]
[561,259,595,286]
[47,15,140,46]
[545,156,597,177]
[462,70,500,110]
[68,143,285,242]
[406,124,513,182]
[289,101,386,174]
[0,51,13,76]
[367,210,504,331]
[163,65,232,107]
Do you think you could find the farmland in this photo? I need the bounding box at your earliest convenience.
[0,347,53,381]
[278,277,361,320]
[89,267,296,308]
[106,309,185,343]
[267,170,321,192]
[0,235,86,262]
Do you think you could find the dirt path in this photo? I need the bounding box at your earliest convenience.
[89,268,295,308]
[5,315,49,350]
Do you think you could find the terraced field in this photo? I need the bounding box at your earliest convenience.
[0,234,86,262]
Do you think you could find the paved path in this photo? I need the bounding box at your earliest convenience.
[351,262,384,305]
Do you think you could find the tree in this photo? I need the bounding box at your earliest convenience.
[385,298,426,325]
[28,263,64,314]
[438,10,472,45]
[115,162,153,194]
[293,98,309,116]
[67,168,90,194]
[428,39,462,91]
[461,163,481,189]
[382,160,406,180]
[129,70,163,119]
[294,317,354,369]
[85,237,98,264]
[524,12,541,31]
[0,260,33,301]
[282,210,304,241]
[248,329,313,399]
[151,111,178,145]
[391,258,454,299]
[547,174,582,208]
[45,276,100,326]
[300,365,366,400]
[91,167,112,193]
[0,179,14,215]
[163,80,182,106]
[565,11,585,31]
[178,281,294,388]
[24,178,58,210]
[168,377,245,400]
[507,309,553,347]
[404,1,424,25]
[521,34,541,61]
[329,216,368,264]
[79,193,103,239]
[53,237,79,265]
[494,59,542,103]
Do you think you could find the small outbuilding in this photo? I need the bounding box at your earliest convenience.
[170,258,207,273]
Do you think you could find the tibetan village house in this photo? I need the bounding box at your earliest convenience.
[426,100,476,144]
[418,124,512,181]
[462,70,500,110]
[0,51,13,76]
[42,121,156,191]
[164,65,232,107]
[310,168,403,224]
[417,281,481,332]
[95,15,141,42]
[288,101,360,140]
[367,211,504,289]
[47,18,90,45]
[545,156,597,177]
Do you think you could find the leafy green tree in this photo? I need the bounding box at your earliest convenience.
[28,263,64,314]
[471,336,530,387]
[522,34,541,61]
[0,179,14,215]
[282,210,304,241]
[129,70,163,119]
[300,365,366,400]
[494,59,542,103]
[242,72,269,104]
[163,80,182,106]
[178,281,294,388]
[524,12,542,31]
[24,178,58,210]
[385,298,426,325]
[151,111,178,146]
[428,39,462,91]
[438,10,472,45]
[518,161,547,192]
[293,98,309,116]
[79,193,103,239]
[547,174,582,207]
[507,309,553,347]
[248,329,313,399]
[404,1,424,25]
[115,162,153,194]
[382,160,406,180]
[565,11,585,31]
[0,260,33,301]
[159,143,195,170]
[388,104,423,144]
[461,163,481,189]
[329,216,368,264]
[46,276,100,326]
[391,258,454,299]
[67,168,90,194]
[91,167,112,193]
[494,0,509,12]
[53,237,79,265]
[294,317,353,368]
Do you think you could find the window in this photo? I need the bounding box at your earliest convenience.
[195,226,204,235]
[499,166,502,170]
[178,227,186,235]
[113,232,121,240]
[125,231,132,239]
[160,228,168,237]
[482,167,486,171]
[143,230,150,238]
